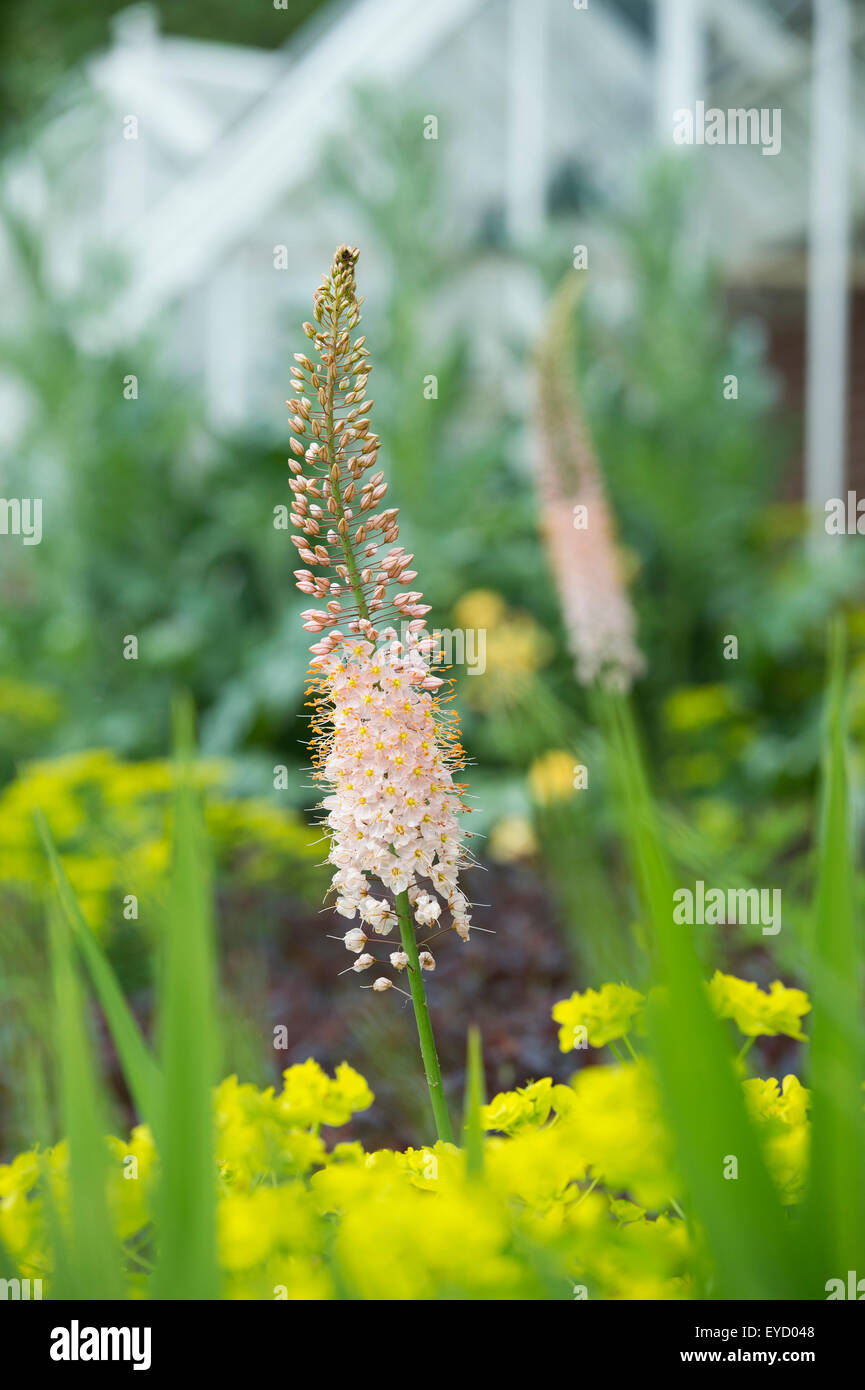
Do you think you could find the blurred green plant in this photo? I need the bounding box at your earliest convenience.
[519,162,865,978]
[319,92,546,627]
[0,743,325,1156]
[0,746,324,936]
[571,165,865,781]
[0,202,308,774]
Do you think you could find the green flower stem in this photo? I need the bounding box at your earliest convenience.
[396,890,454,1143]
[574,1175,600,1209]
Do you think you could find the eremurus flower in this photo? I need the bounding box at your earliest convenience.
[535,276,644,693]
[287,245,472,1141]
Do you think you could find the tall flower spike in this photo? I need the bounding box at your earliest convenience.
[290,246,473,1142]
[535,276,644,693]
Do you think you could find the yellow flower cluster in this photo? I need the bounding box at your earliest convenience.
[707,970,811,1040]
[0,977,817,1301]
[482,1078,554,1134]
[0,749,323,933]
[452,589,553,708]
[663,684,735,733]
[742,1075,810,1205]
[552,982,645,1049]
[528,750,579,806]
[0,675,61,732]
[553,975,810,1053]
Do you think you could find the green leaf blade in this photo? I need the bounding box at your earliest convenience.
[803,618,865,1285]
[153,697,220,1300]
[35,808,161,1135]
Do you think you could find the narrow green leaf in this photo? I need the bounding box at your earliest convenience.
[35,808,161,1134]
[0,1238,18,1284]
[803,617,865,1285]
[48,905,124,1299]
[603,691,797,1298]
[153,695,219,1300]
[462,1026,486,1178]
[21,1045,76,1299]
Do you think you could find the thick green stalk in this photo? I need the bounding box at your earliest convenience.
[396,889,454,1143]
